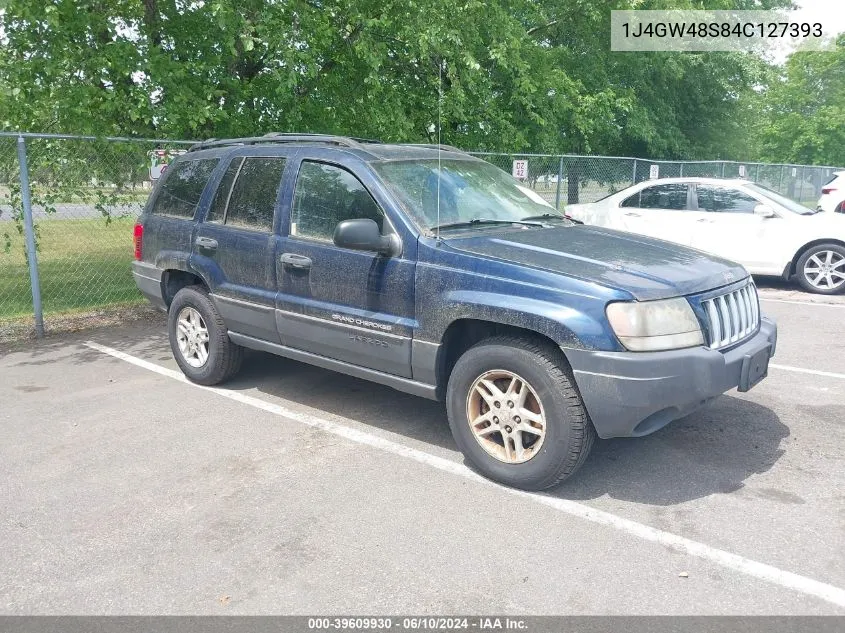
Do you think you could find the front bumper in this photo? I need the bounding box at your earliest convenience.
[563,318,777,439]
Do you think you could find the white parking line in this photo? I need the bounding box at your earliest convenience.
[771,364,845,380]
[759,297,845,308]
[85,340,845,610]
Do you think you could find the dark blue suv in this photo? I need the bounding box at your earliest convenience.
[133,133,777,490]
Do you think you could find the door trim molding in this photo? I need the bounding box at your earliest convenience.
[213,294,412,341]
[212,293,275,312]
[279,308,409,341]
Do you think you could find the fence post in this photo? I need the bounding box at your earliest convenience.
[798,166,805,202]
[16,135,44,338]
[779,164,784,192]
[755,164,760,183]
[554,156,564,210]
[720,162,725,178]
[679,163,683,177]
[631,158,637,185]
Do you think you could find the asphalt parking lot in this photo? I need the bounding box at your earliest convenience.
[2,280,844,615]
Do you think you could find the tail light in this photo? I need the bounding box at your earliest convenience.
[822,187,837,195]
[133,222,143,260]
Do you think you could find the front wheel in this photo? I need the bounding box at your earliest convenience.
[446,336,596,490]
[795,244,845,295]
[168,286,244,385]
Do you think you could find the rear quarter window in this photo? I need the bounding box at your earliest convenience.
[150,158,219,219]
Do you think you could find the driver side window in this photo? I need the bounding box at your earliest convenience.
[696,185,758,213]
[291,161,385,242]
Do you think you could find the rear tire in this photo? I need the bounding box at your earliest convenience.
[446,336,596,490]
[795,243,845,295]
[168,286,244,385]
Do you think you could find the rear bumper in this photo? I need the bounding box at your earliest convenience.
[132,261,167,311]
[563,318,777,439]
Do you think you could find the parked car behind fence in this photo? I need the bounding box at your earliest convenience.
[565,177,845,295]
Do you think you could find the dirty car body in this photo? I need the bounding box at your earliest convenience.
[133,134,777,489]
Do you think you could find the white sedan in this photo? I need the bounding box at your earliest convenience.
[565,177,845,294]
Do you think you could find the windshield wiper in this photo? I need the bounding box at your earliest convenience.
[521,213,567,222]
[431,218,544,232]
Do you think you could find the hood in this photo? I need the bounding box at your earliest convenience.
[445,225,748,301]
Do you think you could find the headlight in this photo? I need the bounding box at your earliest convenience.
[606,297,704,352]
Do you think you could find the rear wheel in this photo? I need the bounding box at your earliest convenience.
[446,336,595,490]
[168,286,244,385]
[795,244,845,295]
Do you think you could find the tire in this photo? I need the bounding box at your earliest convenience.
[168,285,244,385]
[795,243,845,295]
[446,336,596,490]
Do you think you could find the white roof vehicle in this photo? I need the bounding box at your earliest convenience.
[566,177,845,294]
[818,171,845,214]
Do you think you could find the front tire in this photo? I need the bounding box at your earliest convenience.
[795,244,845,295]
[168,286,244,385]
[446,336,595,490]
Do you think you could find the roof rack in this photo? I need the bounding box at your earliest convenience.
[188,133,383,153]
[402,143,466,154]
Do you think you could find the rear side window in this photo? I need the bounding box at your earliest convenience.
[151,158,218,219]
[207,157,286,231]
[622,184,689,210]
[696,185,757,213]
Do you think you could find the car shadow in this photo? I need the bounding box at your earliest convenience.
[752,276,795,292]
[228,350,456,450]
[9,326,788,506]
[553,395,788,505]
[232,350,787,505]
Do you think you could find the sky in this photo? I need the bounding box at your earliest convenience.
[775,0,845,61]
[792,0,845,34]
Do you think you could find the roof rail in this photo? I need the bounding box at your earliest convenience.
[187,133,382,152]
[402,143,466,154]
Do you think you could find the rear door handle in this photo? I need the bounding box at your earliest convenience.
[696,218,713,223]
[280,253,312,270]
[195,236,218,250]
[623,212,641,217]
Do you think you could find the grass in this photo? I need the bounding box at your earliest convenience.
[0,217,143,320]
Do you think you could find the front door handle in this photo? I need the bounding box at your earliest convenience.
[195,236,218,250]
[696,218,713,223]
[280,253,312,270]
[623,212,642,217]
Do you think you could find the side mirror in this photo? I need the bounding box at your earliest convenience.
[754,204,775,218]
[333,219,400,256]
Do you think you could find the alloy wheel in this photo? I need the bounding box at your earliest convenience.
[466,369,546,464]
[803,250,845,291]
[176,306,210,368]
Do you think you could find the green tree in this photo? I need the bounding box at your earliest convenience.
[759,37,845,166]
[0,0,792,160]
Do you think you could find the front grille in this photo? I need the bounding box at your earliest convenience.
[702,282,760,350]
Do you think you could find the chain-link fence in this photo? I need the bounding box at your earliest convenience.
[470,153,842,207]
[1,132,842,339]
[0,133,194,339]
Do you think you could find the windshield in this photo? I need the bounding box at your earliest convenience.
[745,183,818,215]
[373,159,563,231]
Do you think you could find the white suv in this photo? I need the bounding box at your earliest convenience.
[818,171,845,213]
